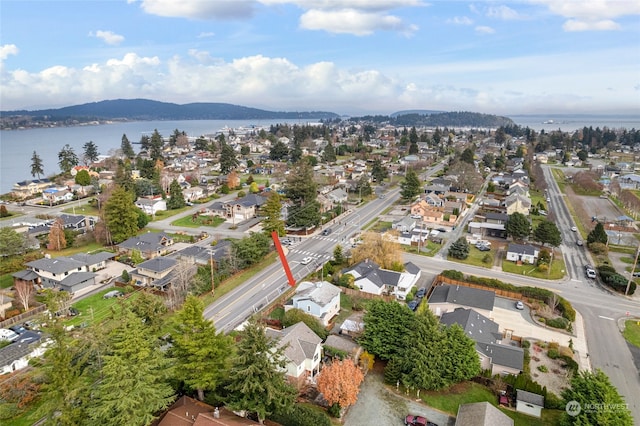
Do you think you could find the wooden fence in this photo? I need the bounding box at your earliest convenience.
[0,304,48,329]
[341,287,395,302]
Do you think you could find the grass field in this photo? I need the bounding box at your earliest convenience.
[61,202,99,216]
[421,381,563,425]
[448,246,495,268]
[502,255,565,280]
[623,320,640,348]
[0,274,13,289]
[171,214,226,228]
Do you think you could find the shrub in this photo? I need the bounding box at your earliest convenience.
[547,348,559,359]
[269,404,331,426]
[545,317,569,329]
[548,342,559,350]
[521,340,531,349]
[441,270,464,280]
[327,403,341,418]
[537,365,548,372]
[482,254,493,264]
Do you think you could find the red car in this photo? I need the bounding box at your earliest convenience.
[405,414,438,426]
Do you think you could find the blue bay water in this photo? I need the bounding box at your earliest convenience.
[1,115,639,195]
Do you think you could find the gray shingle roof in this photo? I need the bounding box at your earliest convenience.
[455,402,514,426]
[295,281,341,307]
[138,257,177,273]
[481,343,524,371]
[266,322,322,366]
[507,243,537,256]
[428,285,495,311]
[27,257,85,274]
[68,251,115,265]
[516,389,544,407]
[0,331,44,369]
[440,308,501,345]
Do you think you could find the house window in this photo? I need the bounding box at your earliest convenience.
[307,306,310,312]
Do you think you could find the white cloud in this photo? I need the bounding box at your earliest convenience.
[259,0,425,12]
[0,44,19,61]
[139,0,256,19]
[563,19,621,32]
[300,8,417,35]
[486,5,522,20]
[447,16,473,25]
[90,30,125,45]
[197,32,216,38]
[531,0,640,31]
[475,26,495,34]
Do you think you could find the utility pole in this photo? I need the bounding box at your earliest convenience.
[626,242,640,296]
[210,249,215,296]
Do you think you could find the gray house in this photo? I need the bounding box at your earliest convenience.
[428,284,495,318]
[455,402,513,426]
[285,281,341,326]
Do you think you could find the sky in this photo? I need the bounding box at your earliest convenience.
[1,0,639,116]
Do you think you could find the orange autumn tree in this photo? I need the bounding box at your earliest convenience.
[317,359,364,411]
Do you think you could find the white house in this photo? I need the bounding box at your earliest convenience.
[135,197,167,215]
[505,243,539,264]
[285,281,341,326]
[516,390,544,418]
[266,322,323,380]
[0,331,50,375]
[342,260,421,300]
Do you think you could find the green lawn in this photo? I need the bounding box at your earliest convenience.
[502,256,565,280]
[0,273,13,289]
[64,287,140,327]
[421,381,562,425]
[171,214,225,228]
[61,202,99,216]
[45,242,107,258]
[403,241,441,257]
[150,207,190,221]
[0,211,22,221]
[448,246,496,268]
[623,320,640,348]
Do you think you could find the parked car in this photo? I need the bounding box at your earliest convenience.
[576,239,583,246]
[407,300,420,311]
[516,301,524,310]
[300,257,313,265]
[416,288,426,298]
[0,328,20,342]
[585,265,597,279]
[476,245,490,251]
[103,290,124,299]
[632,271,640,277]
[8,324,27,335]
[405,414,437,426]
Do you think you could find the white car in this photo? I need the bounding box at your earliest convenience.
[300,257,313,265]
[0,328,20,342]
[516,301,524,310]
[571,226,577,232]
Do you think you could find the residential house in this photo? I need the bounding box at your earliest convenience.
[182,186,204,202]
[505,243,539,264]
[57,214,96,233]
[342,260,421,300]
[285,281,341,326]
[42,188,74,204]
[467,222,507,239]
[428,284,495,318]
[0,331,50,375]
[12,178,52,199]
[135,197,167,215]
[484,212,509,224]
[226,194,266,222]
[423,193,444,207]
[265,322,323,380]
[339,318,365,337]
[156,395,260,426]
[116,232,174,260]
[23,256,98,293]
[174,240,231,266]
[455,402,514,426]
[130,257,179,290]
[440,308,524,376]
[504,193,531,215]
[392,216,417,233]
[423,184,449,195]
[516,390,544,418]
[326,188,349,204]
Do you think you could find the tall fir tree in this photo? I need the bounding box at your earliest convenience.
[82,141,99,165]
[121,134,135,159]
[58,144,79,174]
[261,192,286,237]
[225,319,296,424]
[167,179,186,209]
[400,168,421,201]
[30,150,44,179]
[104,186,139,243]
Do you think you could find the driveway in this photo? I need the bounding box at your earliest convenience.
[344,369,455,426]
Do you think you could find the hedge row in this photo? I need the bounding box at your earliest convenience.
[440,270,576,322]
[269,404,331,426]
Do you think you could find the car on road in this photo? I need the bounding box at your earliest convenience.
[585,265,597,279]
[300,257,313,265]
[321,228,332,236]
[632,271,640,277]
[281,239,292,245]
[103,290,124,299]
[416,288,426,298]
[516,301,524,310]
[405,414,437,426]
[576,239,583,246]
[547,197,551,202]
[571,226,578,232]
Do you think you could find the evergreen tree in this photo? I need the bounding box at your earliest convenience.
[58,144,79,174]
[30,150,44,179]
[167,179,186,209]
[360,300,415,361]
[219,142,239,174]
[171,296,234,401]
[225,319,296,424]
[90,309,175,426]
[104,186,139,243]
[82,141,99,165]
[121,134,135,159]
[587,222,608,245]
[149,129,164,162]
[75,169,91,186]
[322,142,337,163]
[371,159,388,183]
[261,192,286,237]
[408,141,418,154]
[448,237,470,259]
[355,176,372,198]
[460,147,475,164]
[505,212,531,241]
[0,228,29,257]
[561,369,633,425]
[114,161,136,194]
[441,323,482,384]
[400,168,421,201]
[290,142,303,163]
[270,139,289,161]
[285,161,321,228]
[533,220,562,246]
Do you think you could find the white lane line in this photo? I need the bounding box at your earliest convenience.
[598,315,614,321]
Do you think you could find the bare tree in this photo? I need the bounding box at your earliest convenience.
[548,292,560,313]
[14,280,34,311]
[165,260,197,311]
[351,231,403,270]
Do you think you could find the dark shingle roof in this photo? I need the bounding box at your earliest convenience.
[455,402,514,426]
[138,257,177,273]
[440,308,501,344]
[481,343,524,371]
[516,389,544,407]
[507,243,537,256]
[27,257,85,274]
[428,285,495,311]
